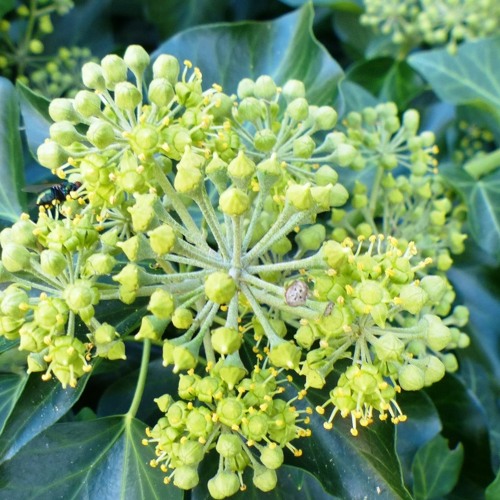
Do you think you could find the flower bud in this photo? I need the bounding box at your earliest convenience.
[136,314,168,341]
[398,364,425,391]
[334,143,357,167]
[174,166,203,194]
[82,62,106,91]
[322,240,350,269]
[101,54,127,89]
[256,154,282,186]
[314,106,338,130]
[237,77,255,98]
[268,341,301,370]
[286,183,313,211]
[173,465,199,490]
[86,120,115,148]
[114,82,142,111]
[128,193,158,232]
[73,90,101,118]
[294,324,316,349]
[253,465,277,492]
[152,54,180,84]
[237,97,264,122]
[83,253,116,276]
[1,243,31,272]
[403,109,420,134]
[260,445,284,469]
[37,141,68,170]
[1,286,29,318]
[228,150,255,184]
[124,44,150,77]
[254,75,277,100]
[315,165,338,186]
[48,98,81,123]
[148,224,176,255]
[40,249,67,276]
[398,283,429,314]
[286,97,309,121]
[293,136,315,159]
[295,224,325,252]
[208,471,240,499]
[423,314,452,351]
[282,79,305,100]
[254,128,277,152]
[211,326,242,355]
[423,355,446,385]
[219,188,250,216]
[49,121,80,146]
[173,343,198,372]
[172,308,193,329]
[442,353,458,372]
[148,78,174,107]
[205,271,236,304]
[216,397,245,427]
[374,333,405,361]
[148,288,174,319]
[94,323,117,345]
[216,433,242,457]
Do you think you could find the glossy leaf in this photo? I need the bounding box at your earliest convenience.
[486,470,500,500]
[440,164,500,259]
[0,416,181,500]
[408,37,500,126]
[0,373,27,435]
[0,374,88,463]
[411,434,464,500]
[337,80,378,117]
[278,0,362,9]
[154,4,344,105]
[0,77,26,222]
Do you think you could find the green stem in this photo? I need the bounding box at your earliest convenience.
[368,166,384,216]
[246,253,324,274]
[464,148,500,179]
[126,339,151,419]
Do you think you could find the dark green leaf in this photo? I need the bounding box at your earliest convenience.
[440,164,500,259]
[337,80,378,116]
[154,4,344,105]
[0,416,182,500]
[412,434,464,500]
[0,0,14,18]
[16,81,51,159]
[408,37,500,126]
[0,374,88,463]
[486,470,500,500]
[0,372,27,435]
[279,0,362,9]
[0,77,26,222]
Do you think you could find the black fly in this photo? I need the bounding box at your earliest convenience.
[35,180,82,209]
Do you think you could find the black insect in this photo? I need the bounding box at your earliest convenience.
[36,181,82,209]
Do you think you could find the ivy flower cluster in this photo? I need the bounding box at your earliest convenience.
[333,103,468,272]
[0,45,470,496]
[360,0,500,55]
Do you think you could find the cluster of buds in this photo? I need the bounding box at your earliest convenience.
[360,0,500,55]
[144,364,310,496]
[0,44,471,496]
[334,102,468,272]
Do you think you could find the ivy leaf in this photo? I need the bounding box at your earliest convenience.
[408,37,500,128]
[486,470,500,500]
[411,434,464,500]
[440,164,500,259]
[0,416,181,500]
[0,373,27,436]
[0,374,88,463]
[278,0,362,8]
[154,4,343,105]
[337,80,378,116]
[0,77,26,222]
[0,0,15,17]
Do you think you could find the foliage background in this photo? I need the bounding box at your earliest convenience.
[0,0,499,498]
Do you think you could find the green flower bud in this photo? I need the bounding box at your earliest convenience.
[423,355,446,385]
[374,333,405,361]
[436,250,453,272]
[398,283,429,314]
[173,343,198,372]
[237,78,255,98]
[241,412,268,441]
[152,54,180,84]
[172,308,193,329]
[254,75,277,100]
[398,364,425,391]
[37,141,68,170]
[86,120,115,149]
[268,341,301,370]
[237,97,264,122]
[148,224,176,255]
[228,150,255,184]
[403,109,420,135]
[217,359,247,390]
[94,323,117,345]
[260,445,284,469]
[253,465,277,492]
[49,121,80,146]
[27,352,48,373]
[216,433,242,457]
[48,98,80,123]
[423,314,452,351]
[148,288,174,319]
[106,340,126,360]
[40,249,67,276]
[112,263,142,303]
[73,90,101,118]
[82,62,106,91]
[334,143,358,167]
[442,353,458,372]
[178,440,204,466]
[123,44,150,77]
[282,79,305,101]
[154,393,173,412]
[219,188,250,216]
[174,165,203,194]
[216,397,245,427]
[136,314,168,341]
[2,243,31,272]
[286,97,309,121]
[101,54,127,89]
[1,286,29,318]
[254,128,277,152]
[294,324,316,349]
[419,275,447,303]
[286,183,313,211]
[128,193,158,232]
[256,154,282,186]
[64,279,98,313]
[208,471,240,499]
[173,465,199,490]
[293,136,315,159]
[314,106,338,130]
[295,224,325,252]
[205,271,236,304]
[211,327,242,355]
[114,82,142,111]
[322,240,350,269]
[83,253,116,277]
[148,78,174,107]
[315,165,338,186]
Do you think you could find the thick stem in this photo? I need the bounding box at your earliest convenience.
[126,339,151,419]
[464,148,500,179]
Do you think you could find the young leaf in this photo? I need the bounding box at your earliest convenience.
[153,3,343,104]
[411,434,464,500]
